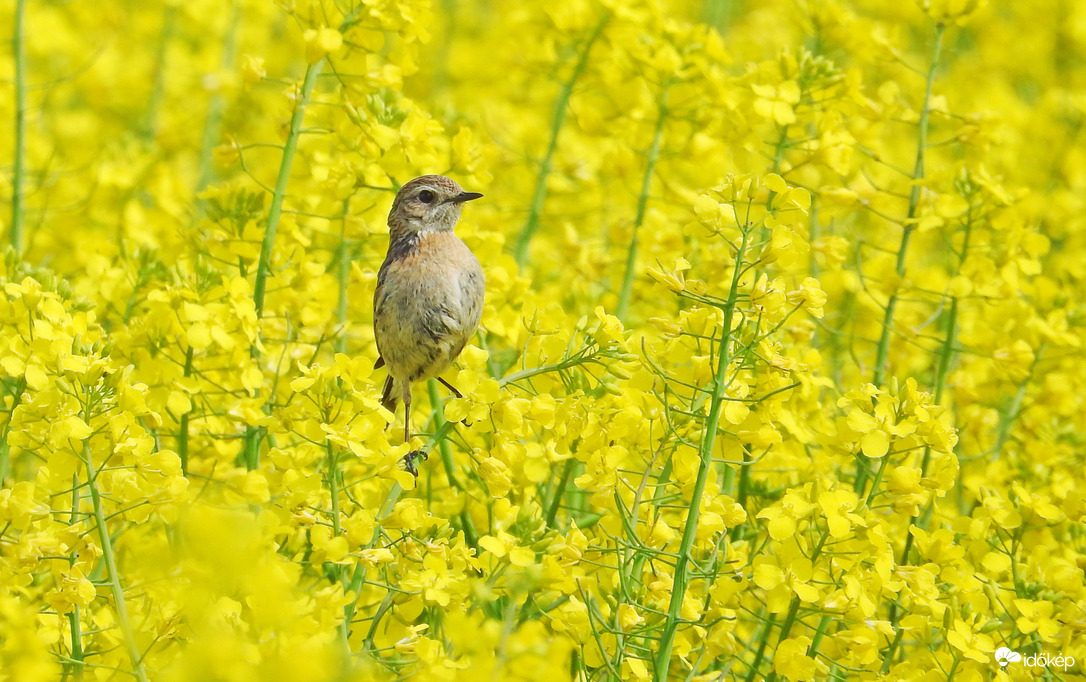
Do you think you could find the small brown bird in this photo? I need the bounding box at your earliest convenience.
[374,175,485,449]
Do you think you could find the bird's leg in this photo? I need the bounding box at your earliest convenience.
[437,377,473,428]
[437,377,463,399]
[380,376,396,431]
[402,382,412,443]
[400,382,427,477]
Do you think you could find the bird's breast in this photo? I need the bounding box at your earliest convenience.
[374,231,484,381]
[379,231,480,283]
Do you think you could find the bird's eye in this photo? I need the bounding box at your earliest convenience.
[418,189,435,204]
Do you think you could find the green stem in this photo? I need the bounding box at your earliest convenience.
[80,441,149,682]
[885,210,971,653]
[177,346,194,475]
[141,5,178,140]
[359,592,395,654]
[945,657,959,680]
[545,458,575,528]
[10,0,27,253]
[770,126,789,180]
[931,298,957,404]
[864,455,889,506]
[806,614,832,659]
[735,447,752,509]
[325,442,341,536]
[244,60,324,470]
[777,597,802,642]
[808,200,821,279]
[67,474,85,679]
[756,125,790,256]
[253,60,325,319]
[744,612,777,682]
[994,346,1044,458]
[335,199,351,355]
[616,85,670,322]
[195,2,241,193]
[66,607,84,680]
[243,425,261,471]
[702,0,733,32]
[893,296,957,553]
[427,379,461,489]
[653,225,749,679]
[862,24,944,495]
[880,629,905,674]
[498,352,601,387]
[763,598,803,682]
[871,23,945,389]
[0,379,24,485]
[342,482,403,644]
[513,15,608,268]
[421,382,478,544]
[324,439,349,649]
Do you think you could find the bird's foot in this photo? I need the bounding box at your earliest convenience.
[402,449,428,478]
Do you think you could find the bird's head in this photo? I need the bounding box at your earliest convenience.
[387,175,483,237]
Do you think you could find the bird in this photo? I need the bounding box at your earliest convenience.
[373,175,485,461]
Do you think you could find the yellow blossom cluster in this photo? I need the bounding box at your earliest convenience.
[1,0,1084,680]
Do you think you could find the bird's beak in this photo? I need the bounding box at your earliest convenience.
[448,191,484,204]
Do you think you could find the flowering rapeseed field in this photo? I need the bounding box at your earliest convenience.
[2,0,1084,679]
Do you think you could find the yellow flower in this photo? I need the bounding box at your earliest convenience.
[753,81,801,125]
[772,636,817,680]
[992,339,1035,381]
[758,485,816,540]
[752,544,821,612]
[478,531,536,567]
[918,0,987,25]
[946,618,995,663]
[6,0,1086,678]
[0,483,50,530]
[303,27,343,65]
[1012,599,1061,639]
[617,603,644,632]
[240,54,266,85]
[750,274,790,322]
[817,489,865,539]
[787,278,827,318]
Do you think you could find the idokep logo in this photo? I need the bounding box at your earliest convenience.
[995,647,1021,667]
[995,646,1076,671]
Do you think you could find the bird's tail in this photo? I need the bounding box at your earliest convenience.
[380,375,398,414]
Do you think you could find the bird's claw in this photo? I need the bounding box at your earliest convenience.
[402,449,428,477]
